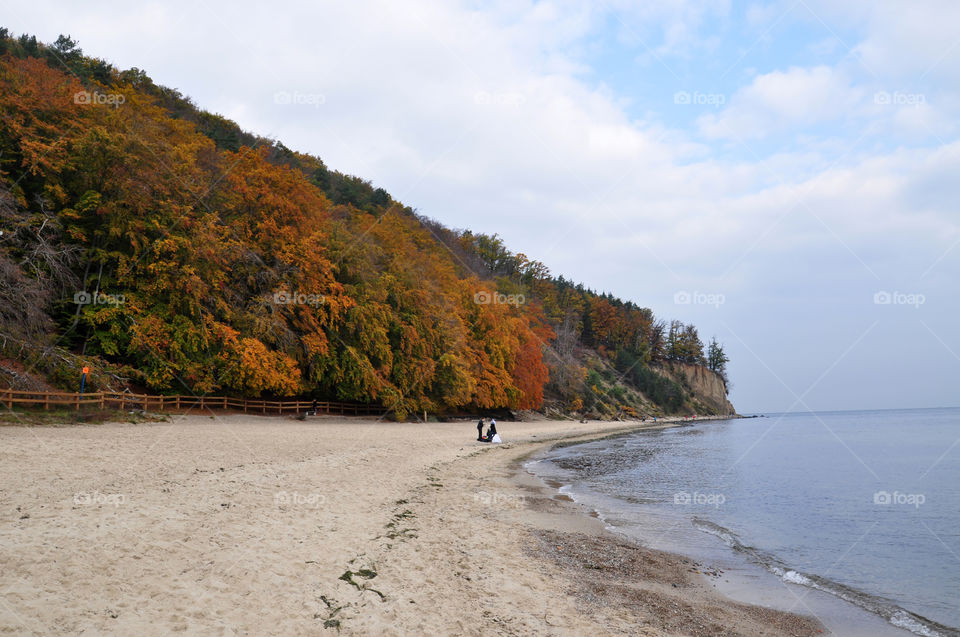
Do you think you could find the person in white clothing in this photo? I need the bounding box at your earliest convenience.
[485,419,501,443]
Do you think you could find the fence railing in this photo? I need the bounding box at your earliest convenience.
[0,389,382,416]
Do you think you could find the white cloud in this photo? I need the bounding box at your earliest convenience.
[850,0,960,82]
[697,66,861,139]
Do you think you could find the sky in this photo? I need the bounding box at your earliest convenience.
[6,0,959,413]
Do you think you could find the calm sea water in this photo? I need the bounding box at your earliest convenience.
[529,408,960,637]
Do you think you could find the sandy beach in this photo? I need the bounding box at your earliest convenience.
[0,414,823,636]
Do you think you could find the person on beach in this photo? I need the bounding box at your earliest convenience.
[484,420,500,443]
[476,418,485,441]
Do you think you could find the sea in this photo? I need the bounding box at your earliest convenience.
[526,408,960,637]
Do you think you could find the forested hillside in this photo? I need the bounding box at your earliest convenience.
[0,30,731,418]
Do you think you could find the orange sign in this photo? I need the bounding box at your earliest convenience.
[82,367,89,374]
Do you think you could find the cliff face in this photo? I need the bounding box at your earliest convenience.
[657,363,736,415]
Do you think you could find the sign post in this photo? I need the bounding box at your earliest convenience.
[80,366,89,395]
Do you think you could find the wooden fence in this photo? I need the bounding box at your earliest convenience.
[0,389,383,416]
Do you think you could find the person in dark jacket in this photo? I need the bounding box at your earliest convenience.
[477,418,485,441]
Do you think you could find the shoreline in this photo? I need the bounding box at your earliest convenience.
[523,420,934,637]
[0,414,821,635]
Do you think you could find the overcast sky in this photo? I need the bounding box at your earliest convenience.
[7,1,959,413]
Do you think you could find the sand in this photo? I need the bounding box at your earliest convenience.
[0,414,823,635]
